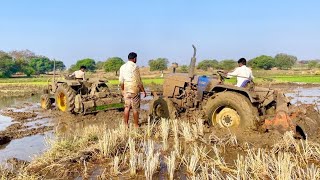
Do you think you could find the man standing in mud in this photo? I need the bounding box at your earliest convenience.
[119,52,146,128]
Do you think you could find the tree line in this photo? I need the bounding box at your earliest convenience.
[69,57,126,76]
[0,50,65,78]
[2,50,319,78]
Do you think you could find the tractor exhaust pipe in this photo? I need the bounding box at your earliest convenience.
[188,45,197,80]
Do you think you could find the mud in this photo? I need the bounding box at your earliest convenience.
[1,110,38,121]
[0,84,320,179]
[0,84,44,98]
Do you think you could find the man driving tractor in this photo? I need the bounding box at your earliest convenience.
[69,66,87,81]
[227,58,254,87]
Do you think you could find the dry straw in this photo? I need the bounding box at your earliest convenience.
[160,118,170,151]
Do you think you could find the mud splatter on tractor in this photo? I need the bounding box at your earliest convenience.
[149,45,317,138]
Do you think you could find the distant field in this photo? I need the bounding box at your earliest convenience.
[0,74,319,86]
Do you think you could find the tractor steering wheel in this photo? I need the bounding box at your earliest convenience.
[216,70,228,82]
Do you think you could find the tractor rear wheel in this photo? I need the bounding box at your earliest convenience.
[205,91,258,129]
[55,83,76,113]
[40,94,52,110]
[149,97,177,120]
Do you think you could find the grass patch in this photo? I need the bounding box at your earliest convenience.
[226,75,320,84]
[270,75,320,83]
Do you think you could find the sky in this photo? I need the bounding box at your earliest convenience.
[0,0,320,67]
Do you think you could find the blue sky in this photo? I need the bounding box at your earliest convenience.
[0,0,319,67]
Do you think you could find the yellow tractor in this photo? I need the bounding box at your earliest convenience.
[41,72,123,114]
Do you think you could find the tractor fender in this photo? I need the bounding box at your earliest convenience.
[65,80,81,86]
[211,85,258,103]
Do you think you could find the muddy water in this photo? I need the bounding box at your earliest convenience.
[0,133,53,162]
[0,95,40,110]
[285,87,320,109]
[0,115,11,131]
[0,95,41,131]
[0,94,54,163]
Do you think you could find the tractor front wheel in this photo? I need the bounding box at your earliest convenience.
[55,83,76,113]
[149,97,177,120]
[206,91,258,129]
[40,94,52,110]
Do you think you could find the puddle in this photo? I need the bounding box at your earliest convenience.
[0,95,40,110]
[0,95,41,131]
[0,94,54,163]
[0,115,12,131]
[286,87,320,109]
[0,132,53,162]
[24,118,52,130]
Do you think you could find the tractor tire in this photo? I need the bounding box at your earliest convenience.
[40,94,52,110]
[205,91,258,129]
[149,97,177,120]
[55,83,76,113]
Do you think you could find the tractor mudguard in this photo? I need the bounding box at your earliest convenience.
[211,85,258,103]
[65,80,82,86]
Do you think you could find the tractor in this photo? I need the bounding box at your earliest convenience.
[149,45,302,134]
[40,70,123,114]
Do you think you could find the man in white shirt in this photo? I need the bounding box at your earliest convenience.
[119,52,146,127]
[70,66,86,80]
[227,58,254,87]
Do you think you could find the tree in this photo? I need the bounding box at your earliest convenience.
[274,53,297,69]
[54,60,66,71]
[197,59,219,71]
[0,52,17,77]
[96,61,105,70]
[9,49,36,60]
[248,55,275,70]
[179,65,189,73]
[148,58,169,71]
[22,66,35,77]
[219,59,237,70]
[104,57,125,75]
[307,60,319,69]
[70,58,96,72]
[29,57,53,74]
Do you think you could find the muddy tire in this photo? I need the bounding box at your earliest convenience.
[149,97,177,120]
[40,94,52,110]
[55,83,76,113]
[205,91,258,129]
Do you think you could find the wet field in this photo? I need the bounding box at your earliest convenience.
[0,85,319,166]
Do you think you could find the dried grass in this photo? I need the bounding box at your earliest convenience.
[172,119,181,155]
[166,151,176,180]
[144,140,160,180]
[160,118,170,151]
[128,137,136,176]
[111,156,121,176]
[181,121,194,142]
[5,117,320,180]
